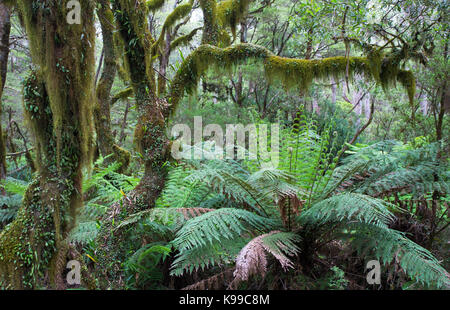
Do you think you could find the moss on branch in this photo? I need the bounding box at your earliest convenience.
[168,43,416,115]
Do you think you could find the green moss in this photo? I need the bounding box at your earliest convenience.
[200,0,220,45]
[199,0,249,45]
[111,87,134,105]
[169,42,416,116]
[0,180,57,289]
[216,0,250,38]
[1,0,97,289]
[169,44,373,114]
[367,48,383,83]
[147,0,166,11]
[17,0,96,171]
[397,69,416,107]
[265,55,369,91]
[113,144,131,172]
[151,2,193,55]
[113,0,156,94]
[170,27,201,50]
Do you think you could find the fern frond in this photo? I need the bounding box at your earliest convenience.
[299,193,397,228]
[233,231,300,283]
[176,208,215,220]
[182,268,235,290]
[1,177,29,196]
[171,237,246,276]
[69,221,100,244]
[158,164,213,208]
[348,223,450,288]
[324,141,449,199]
[115,207,215,230]
[0,194,22,224]
[172,208,276,251]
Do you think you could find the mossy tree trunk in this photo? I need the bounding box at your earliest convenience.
[0,1,11,182]
[112,0,170,205]
[93,0,258,288]
[0,0,95,289]
[94,0,171,288]
[93,0,130,170]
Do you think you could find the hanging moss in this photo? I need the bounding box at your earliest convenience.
[199,0,249,46]
[265,55,370,92]
[17,0,95,170]
[151,1,193,55]
[170,27,201,50]
[366,47,383,83]
[147,0,166,12]
[216,0,250,38]
[0,0,97,289]
[169,43,373,114]
[169,42,417,116]
[397,69,416,107]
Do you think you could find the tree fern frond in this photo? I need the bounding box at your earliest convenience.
[0,194,23,224]
[115,207,216,231]
[158,164,213,208]
[176,208,215,220]
[171,237,246,276]
[299,193,397,228]
[233,231,300,283]
[172,208,277,251]
[326,141,449,199]
[69,221,100,244]
[348,223,450,288]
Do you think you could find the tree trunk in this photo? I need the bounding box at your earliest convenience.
[0,2,11,182]
[94,1,171,288]
[93,0,130,170]
[0,1,95,289]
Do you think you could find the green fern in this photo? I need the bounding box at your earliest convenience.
[299,193,397,228]
[70,157,139,245]
[172,208,277,251]
[348,223,450,288]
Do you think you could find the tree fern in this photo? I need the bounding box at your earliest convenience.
[298,192,449,288]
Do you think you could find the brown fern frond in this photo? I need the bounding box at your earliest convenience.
[233,233,269,283]
[233,230,297,286]
[175,208,215,220]
[182,268,235,290]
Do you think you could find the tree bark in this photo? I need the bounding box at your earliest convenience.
[93,0,130,170]
[0,0,96,289]
[94,1,171,288]
[0,1,11,182]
